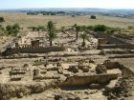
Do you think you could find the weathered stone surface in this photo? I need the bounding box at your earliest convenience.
[9,67,26,75]
[96,64,107,74]
[104,76,134,100]
[46,64,58,71]
[68,65,79,73]
[103,60,120,69]
[0,65,5,70]
[54,93,81,100]
[60,74,118,86]
[33,68,40,79]
[58,67,64,74]
[78,62,90,72]
[81,66,89,72]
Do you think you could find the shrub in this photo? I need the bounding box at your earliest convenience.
[90,15,96,19]
[0,17,5,23]
[6,24,20,36]
[29,26,45,31]
[87,25,94,30]
[93,25,107,32]
[0,25,5,35]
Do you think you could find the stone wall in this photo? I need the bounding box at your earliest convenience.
[2,46,65,55]
[103,61,134,77]
[119,64,134,77]
[59,61,134,87]
[99,44,134,49]
[60,74,119,86]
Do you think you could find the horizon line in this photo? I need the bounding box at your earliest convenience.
[0,7,134,11]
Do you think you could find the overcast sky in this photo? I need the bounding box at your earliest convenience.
[0,0,134,9]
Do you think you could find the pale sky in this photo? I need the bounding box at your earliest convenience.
[0,0,134,9]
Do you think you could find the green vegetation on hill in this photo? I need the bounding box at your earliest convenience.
[6,24,20,36]
[0,13,133,39]
[28,26,46,32]
[0,13,133,29]
[71,24,120,35]
[0,24,20,36]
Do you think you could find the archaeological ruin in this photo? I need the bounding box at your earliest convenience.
[0,23,134,100]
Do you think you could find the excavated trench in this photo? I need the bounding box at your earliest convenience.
[0,61,133,100]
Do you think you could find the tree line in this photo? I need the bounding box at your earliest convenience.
[27,11,66,16]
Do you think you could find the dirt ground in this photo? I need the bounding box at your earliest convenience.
[0,15,134,100]
[0,13,134,29]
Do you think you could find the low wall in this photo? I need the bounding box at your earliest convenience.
[105,61,134,77]
[2,46,65,55]
[99,44,134,49]
[60,63,134,87]
[60,74,119,86]
[15,46,65,53]
[119,64,134,77]
[103,61,134,77]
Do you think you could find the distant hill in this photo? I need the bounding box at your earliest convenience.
[0,8,134,18]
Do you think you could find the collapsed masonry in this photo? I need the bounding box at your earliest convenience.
[0,59,130,100]
[1,32,98,56]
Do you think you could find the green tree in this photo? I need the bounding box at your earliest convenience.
[80,32,88,47]
[47,21,56,46]
[74,24,80,40]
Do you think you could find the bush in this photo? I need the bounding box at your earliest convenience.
[28,26,45,31]
[90,15,96,19]
[0,17,5,23]
[71,24,119,35]
[87,26,94,30]
[6,24,20,36]
[0,25,5,35]
[93,25,107,32]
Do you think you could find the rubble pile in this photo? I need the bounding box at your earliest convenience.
[105,76,134,100]
[54,92,81,100]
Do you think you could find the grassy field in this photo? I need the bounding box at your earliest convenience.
[0,12,134,29]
